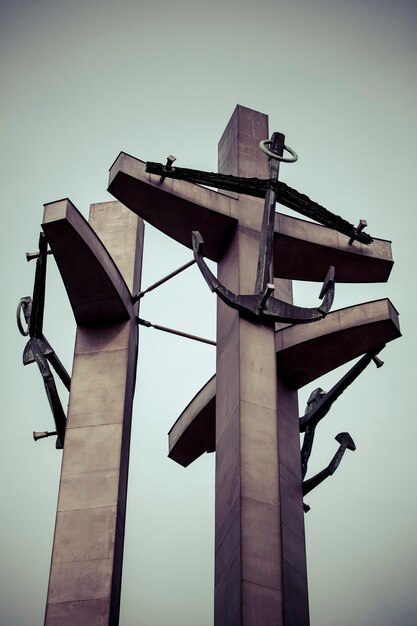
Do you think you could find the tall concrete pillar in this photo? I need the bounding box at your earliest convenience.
[215,106,308,625]
[42,200,143,625]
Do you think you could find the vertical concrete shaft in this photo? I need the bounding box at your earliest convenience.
[215,106,309,625]
[44,202,143,626]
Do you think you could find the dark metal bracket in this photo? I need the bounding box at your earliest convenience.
[17,233,70,448]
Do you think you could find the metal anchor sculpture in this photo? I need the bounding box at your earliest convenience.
[150,133,336,324]
[17,232,70,448]
[300,346,384,510]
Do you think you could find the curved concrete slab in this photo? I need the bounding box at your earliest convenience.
[168,298,401,466]
[42,198,134,326]
[168,375,216,467]
[276,298,400,388]
[108,153,393,283]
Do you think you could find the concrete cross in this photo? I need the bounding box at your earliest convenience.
[41,199,143,625]
[108,105,400,625]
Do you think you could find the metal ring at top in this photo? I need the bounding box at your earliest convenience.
[259,140,298,163]
[16,297,31,336]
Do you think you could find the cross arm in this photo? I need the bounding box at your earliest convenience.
[109,153,393,283]
[274,213,393,283]
[42,198,134,326]
[276,298,400,388]
[145,161,374,245]
[108,153,237,262]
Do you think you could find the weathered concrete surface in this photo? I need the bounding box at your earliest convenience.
[43,201,143,626]
[169,298,401,467]
[109,153,393,283]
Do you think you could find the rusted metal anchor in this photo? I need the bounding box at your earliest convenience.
[192,132,335,324]
[17,232,70,448]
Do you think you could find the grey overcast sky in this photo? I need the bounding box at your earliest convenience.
[1,1,416,625]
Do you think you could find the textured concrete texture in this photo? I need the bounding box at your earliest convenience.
[42,200,143,626]
[169,298,401,466]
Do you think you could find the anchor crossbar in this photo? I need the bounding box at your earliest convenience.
[145,164,373,245]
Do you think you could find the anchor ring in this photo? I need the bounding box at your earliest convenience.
[16,296,31,336]
[259,140,298,163]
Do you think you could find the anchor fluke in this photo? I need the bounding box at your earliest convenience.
[192,231,336,325]
[192,231,222,295]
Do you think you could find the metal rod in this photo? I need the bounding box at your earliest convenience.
[255,132,285,295]
[137,317,216,346]
[132,259,196,302]
[33,430,57,441]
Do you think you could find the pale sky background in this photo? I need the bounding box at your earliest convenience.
[1,1,416,625]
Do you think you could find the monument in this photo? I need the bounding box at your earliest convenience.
[18,105,401,625]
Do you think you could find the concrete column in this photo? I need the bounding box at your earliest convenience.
[215,106,309,625]
[44,202,143,625]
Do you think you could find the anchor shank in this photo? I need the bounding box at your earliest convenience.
[29,232,48,339]
[32,340,66,445]
[46,350,71,391]
[255,132,284,295]
[299,345,385,432]
[301,424,316,479]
